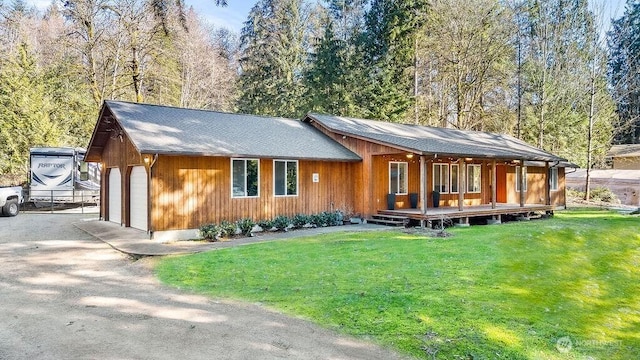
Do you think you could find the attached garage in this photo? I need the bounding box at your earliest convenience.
[108,168,121,224]
[129,166,148,231]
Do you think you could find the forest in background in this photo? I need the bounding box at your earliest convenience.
[0,0,639,186]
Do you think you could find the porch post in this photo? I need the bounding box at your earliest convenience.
[519,159,525,207]
[491,160,497,209]
[545,161,551,205]
[458,158,465,211]
[420,155,427,215]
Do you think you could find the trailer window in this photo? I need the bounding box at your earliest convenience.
[80,162,89,181]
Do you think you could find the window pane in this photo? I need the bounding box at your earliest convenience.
[390,163,399,194]
[433,165,441,192]
[399,163,407,194]
[275,161,286,195]
[232,160,245,197]
[467,165,481,193]
[442,165,449,192]
[451,164,459,193]
[247,160,259,196]
[550,168,558,190]
[286,161,297,195]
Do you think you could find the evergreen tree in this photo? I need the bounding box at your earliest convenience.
[0,44,62,182]
[358,0,427,122]
[304,17,362,115]
[237,0,308,118]
[608,0,640,144]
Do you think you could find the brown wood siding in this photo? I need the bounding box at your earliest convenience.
[506,165,566,206]
[310,124,404,217]
[149,156,356,231]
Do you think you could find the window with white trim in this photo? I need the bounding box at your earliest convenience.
[550,167,558,191]
[450,164,459,193]
[433,163,449,193]
[467,164,482,193]
[516,166,527,192]
[232,159,259,197]
[389,162,408,194]
[274,160,298,196]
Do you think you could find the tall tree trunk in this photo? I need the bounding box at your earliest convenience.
[584,46,597,201]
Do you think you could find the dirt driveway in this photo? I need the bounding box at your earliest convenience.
[0,213,407,360]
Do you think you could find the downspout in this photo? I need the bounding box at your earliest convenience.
[148,154,158,237]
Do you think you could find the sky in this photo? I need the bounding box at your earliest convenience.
[21,0,627,35]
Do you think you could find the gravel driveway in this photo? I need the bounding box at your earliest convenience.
[0,213,407,360]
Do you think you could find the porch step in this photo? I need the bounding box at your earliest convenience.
[366,213,409,227]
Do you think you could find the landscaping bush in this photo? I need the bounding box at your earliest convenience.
[257,219,274,231]
[310,213,327,227]
[236,218,256,236]
[218,220,237,238]
[199,223,219,241]
[292,214,310,229]
[590,186,619,203]
[325,211,342,226]
[273,215,291,231]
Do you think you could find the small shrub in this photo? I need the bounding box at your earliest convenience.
[566,187,585,199]
[258,219,274,231]
[236,218,256,236]
[325,211,343,226]
[219,220,237,238]
[292,214,310,229]
[310,212,327,227]
[590,186,619,203]
[200,223,219,241]
[273,215,291,231]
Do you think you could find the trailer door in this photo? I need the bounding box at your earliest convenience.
[129,166,147,231]
[108,168,121,224]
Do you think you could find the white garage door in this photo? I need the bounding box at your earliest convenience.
[129,166,148,231]
[108,168,121,224]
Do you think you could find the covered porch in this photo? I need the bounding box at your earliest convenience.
[373,203,555,227]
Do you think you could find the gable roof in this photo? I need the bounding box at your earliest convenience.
[607,144,640,158]
[86,101,360,162]
[304,113,566,162]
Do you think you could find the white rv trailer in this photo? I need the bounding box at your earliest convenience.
[29,147,100,203]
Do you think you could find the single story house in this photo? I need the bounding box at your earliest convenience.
[86,101,571,241]
[607,144,640,170]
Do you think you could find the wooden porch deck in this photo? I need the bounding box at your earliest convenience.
[377,203,555,222]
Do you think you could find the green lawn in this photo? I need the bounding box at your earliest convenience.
[155,209,639,359]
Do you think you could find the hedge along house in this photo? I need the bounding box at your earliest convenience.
[85,101,360,241]
[303,113,572,226]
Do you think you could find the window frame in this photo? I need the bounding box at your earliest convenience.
[450,164,459,194]
[515,165,528,192]
[432,163,450,193]
[231,158,260,198]
[550,167,559,191]
[273,159,298,197]
[389,161,408,195]
[466,164,482,193]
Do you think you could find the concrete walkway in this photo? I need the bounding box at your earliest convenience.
[74,219,392,256]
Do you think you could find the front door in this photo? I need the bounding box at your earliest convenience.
[496,165,507,203]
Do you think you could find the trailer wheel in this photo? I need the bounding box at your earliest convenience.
[2,200,19,217]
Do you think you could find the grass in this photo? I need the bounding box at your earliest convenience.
[155,209,640,359]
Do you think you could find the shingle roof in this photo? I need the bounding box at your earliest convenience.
[305,113,566,162]
[92,101,360,161]
[607,144,640,158]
